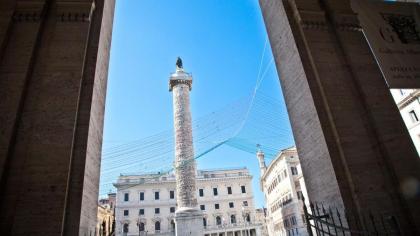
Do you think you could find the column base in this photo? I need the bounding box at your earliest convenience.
[174,207,203,236]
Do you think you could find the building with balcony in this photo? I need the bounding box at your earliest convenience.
[254,208,269,236]
[96,193,116,236]
[113,167,261,236]
[257,147,309,236]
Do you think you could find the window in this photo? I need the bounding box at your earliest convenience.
[155,191,159,200]
[283,169,287,178]
[170,207,175,213]
[216,216,222,225]
[297,191,304,200]
[215,203,220,209]
[200,205,205,210]
[139,209,144,215]
[170,190,175,199]
[229,202,234,208]
[246,214,251,222]
[400,89,405,96]
[230,215,236,224]
[291,167,298,175]
[241,185,246,193]
[243,201,248,206]
[155,221,161,231]
[291,216,297,225]
[124,193,129,202]
[203,218,207,227]
[139,222,145,232]
[155,208,160,214]
[123,210,129,216]
[123,223,129,233]
[227,186,232,194]
[199,189,204,197]
[139,192,144,201]
[213,188,218,196]
[171,220,175,231]
[410,110,419,123]
[284,218,289,227]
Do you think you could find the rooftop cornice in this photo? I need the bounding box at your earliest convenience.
[114,175,252,189]
[397,90,420,109]
[262,150,297,181]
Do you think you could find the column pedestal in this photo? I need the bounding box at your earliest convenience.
[174,207,203,236]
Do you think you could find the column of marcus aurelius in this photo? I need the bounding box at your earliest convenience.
[259,0,420,234]
[0,0,115,235]
[169,58,203,236]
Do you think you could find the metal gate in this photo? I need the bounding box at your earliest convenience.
[302,197,401,236]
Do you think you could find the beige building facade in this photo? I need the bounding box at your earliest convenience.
[254,208,269,236]
[391,89,420,156]
[114,168,261,236]
[96,193,116,236]
[257,147,309,236]
[96,205,114,236]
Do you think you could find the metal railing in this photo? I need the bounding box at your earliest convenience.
[302,197,401,236]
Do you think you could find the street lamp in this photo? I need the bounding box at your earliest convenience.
[241,205,251,236]
[222,217,228,235]
[137,221,146,236]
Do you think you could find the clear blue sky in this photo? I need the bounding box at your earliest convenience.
[103,0,294,207]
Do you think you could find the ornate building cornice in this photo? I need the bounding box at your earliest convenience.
[397,90,420,110]
[12,1,46,22]
[56,1,94,22]
[114,174,252,189]
[298,10,362,31]
[12,1,95,22]
[332,13,362,32]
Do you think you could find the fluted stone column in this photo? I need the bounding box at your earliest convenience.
[169,58,203,236]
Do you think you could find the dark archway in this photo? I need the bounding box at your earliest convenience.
[216,216,222,225]
[138,222,145,232]
[154,221,161,232]
[123,223,129,234]
[230,215,236,224]
[171,220,175,232]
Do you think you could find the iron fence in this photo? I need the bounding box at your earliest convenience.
[302,197,401,236]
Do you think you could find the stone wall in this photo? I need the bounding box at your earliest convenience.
[259,0,420,234]
[0,0,115,235]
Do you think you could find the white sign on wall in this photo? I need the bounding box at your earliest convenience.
[352,0,420,88]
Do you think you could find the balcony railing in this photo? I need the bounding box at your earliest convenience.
[204,222,261,231]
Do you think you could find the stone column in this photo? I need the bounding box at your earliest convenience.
[169,59,203,236]
[256,150,266,177]
[259,0,420,234]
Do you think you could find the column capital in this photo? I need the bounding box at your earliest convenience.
[169,69,193,91]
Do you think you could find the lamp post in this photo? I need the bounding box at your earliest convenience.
[241,205,251,236]
[137,220,141,236]
[222,217,228,236]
